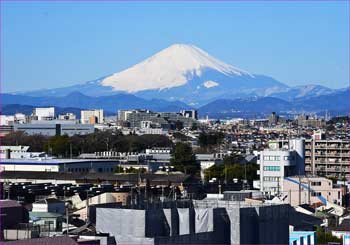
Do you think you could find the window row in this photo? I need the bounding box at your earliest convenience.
[263,166,281,171]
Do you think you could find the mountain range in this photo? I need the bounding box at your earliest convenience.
[4,44,349,118]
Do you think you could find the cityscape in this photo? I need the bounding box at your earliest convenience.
[1,1,350,245]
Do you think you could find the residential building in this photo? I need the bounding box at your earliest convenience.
[305,131,350,178]
[29,212,64,232]
[254,139,305,195]
[180,110,198,120]
[117,109,197,129]
[296,114,325,128]
[282,176,343,206]
[32,198,65,215]
[289,231,316,245]
[0,200,29,231]
[80,109,104,124]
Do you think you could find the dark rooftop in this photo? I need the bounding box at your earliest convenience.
[4,236,78,245]
[0,171,191,184]
[0,200,22,208]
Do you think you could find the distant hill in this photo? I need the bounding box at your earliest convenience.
[2,88,349,119]
[198,89,350,118]
[2,92,191,113]
[1,104,88,118]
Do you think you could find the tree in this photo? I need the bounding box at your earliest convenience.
[316,227,342,244]
[44,135,70,157]
[170,142,198,175]
[198,132,224,148]
[175,120,184,130]
[204,163,258,183]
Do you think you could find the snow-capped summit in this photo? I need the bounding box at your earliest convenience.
[101,44,253,93]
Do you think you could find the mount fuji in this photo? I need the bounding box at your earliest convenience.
[15,44,337,106]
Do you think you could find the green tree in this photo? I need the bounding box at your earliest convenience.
[170,142,198,175]
[198,132,224,148]
[45,135,70,157]
[204,163,258,182]
[316,227,342,244]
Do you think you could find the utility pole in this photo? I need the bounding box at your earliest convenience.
[64,187,69,236]
[70,143,72,159]
[298,176,301,205]
[308,180,311,205]
[86,189,90,223]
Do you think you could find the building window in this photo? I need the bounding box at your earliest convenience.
[311,192,321,197]
[263,166,281,171]
[311,181,321,186]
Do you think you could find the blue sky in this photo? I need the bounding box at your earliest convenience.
[1,1,349,92]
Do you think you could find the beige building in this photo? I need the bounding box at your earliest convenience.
[282,176,342,206]
[81,109,104,124]
[305,131,350,178]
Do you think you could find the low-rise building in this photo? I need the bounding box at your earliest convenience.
[14,120,94,136]
[32,198,65,215]
[282,176,343,206]
[0,159,119,173]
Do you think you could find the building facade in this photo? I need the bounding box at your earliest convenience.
[254,139,305,195]
[305,132,350,178]
[14,121,94,136]
[32,107,55,121]
[81,109,104,124]
[282,176,342,206]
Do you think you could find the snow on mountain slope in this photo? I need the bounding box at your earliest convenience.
[101,44,253,92]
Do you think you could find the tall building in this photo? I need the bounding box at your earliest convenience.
[180,110,198,120]
[305,131,350,178]
[254,139,305,195]
[32,107,55,121]
[81,109,104,124]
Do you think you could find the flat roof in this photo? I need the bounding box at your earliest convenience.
[0,171,191,183]
[0,158,119,165]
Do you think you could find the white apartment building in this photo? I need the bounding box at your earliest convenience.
[81,109,104,124]
[254,139,305,195]
[305,131,350,178]
[0,115,15,125]
[33,107,55,120]
[0,113,27,126]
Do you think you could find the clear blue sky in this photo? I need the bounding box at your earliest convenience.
[1,1,349,92]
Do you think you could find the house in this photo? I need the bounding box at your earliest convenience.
[29,212,64,232]
[32,198,65,214]
[0,200,29,229]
